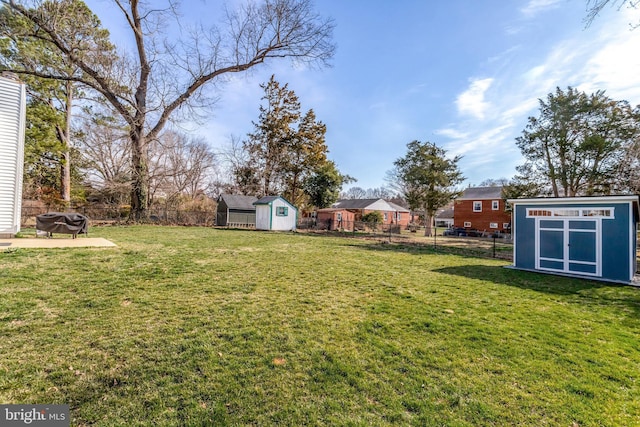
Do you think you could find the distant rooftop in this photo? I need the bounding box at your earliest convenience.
[458,186,503,200]
[218,194,258,210]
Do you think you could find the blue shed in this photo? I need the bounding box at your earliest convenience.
[508,196,639,284]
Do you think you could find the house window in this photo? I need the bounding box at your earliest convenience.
[397,212,401,221]
[490,222,498,229]
[503,223,510,229]
[492,200,499,210]
[464,221,471,228]
[276,206,288,216]
[383,213,388,222]
[336,212,343,221]
[473,201,482,212]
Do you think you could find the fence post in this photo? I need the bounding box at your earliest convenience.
[434,226,437,250]
[493,235,496,258]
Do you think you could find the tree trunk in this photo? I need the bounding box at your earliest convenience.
[423,209,433,237]
[130,130,149,221]
[60,81,73,204]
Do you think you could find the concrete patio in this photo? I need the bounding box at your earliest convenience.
[0,237,116,250]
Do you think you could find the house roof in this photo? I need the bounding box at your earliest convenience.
[317,208,350,212]
[436,208,454,219]
[332,198,410,212]
[219,194,258,210]
[387,201,411,213]
[458,186,503,200]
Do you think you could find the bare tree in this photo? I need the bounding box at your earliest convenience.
[76,105,131,206]
[340,186,367,199]
[1,0,335,219]
[150,131,217,206]
[585,0,639,27]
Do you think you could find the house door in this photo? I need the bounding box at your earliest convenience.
[537,218,600,277]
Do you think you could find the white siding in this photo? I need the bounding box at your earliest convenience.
[255,197,297,231]
[255,205,272,230]
[0,76,26,236]
[270,198,296,231]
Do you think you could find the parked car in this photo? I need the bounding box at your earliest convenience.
[443,227,484,237]
[443,227,467,236]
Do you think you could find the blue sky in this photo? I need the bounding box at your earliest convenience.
[88,0,640,191]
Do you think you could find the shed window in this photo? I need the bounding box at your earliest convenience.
[526,207,614,219]
[276,206,288,216]
[492,200,499,210]
[473,201,482,212]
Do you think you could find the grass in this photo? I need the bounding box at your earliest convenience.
[1,226,639,426]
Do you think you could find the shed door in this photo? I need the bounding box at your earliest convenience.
[537,219,600,277]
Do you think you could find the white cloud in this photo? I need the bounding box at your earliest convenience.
[520,0,563,18]
[435,128,470,139]
[455,78,494,120]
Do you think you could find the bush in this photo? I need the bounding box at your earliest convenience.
[361,211,383,223]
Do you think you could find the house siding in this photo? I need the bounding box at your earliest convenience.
[454,199,511,231]
[362,209,411,228]
[0,76,26,237]
[317,209,355,230]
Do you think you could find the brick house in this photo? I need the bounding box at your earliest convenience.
[316,208,356,230]
[330,198,411,228]
[454,187,511,233]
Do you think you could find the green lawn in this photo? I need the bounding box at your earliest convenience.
[1,226,639,426]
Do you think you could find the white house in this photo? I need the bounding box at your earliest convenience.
[253,196,297,231]
[0,74,26,238]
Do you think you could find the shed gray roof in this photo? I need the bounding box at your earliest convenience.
[458,186,503,200]
[219,194,258,210]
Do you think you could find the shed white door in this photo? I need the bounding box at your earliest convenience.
[536,218,600,277]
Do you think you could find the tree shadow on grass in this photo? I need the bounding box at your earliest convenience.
[435,264,640,317]
[344,239,513,261]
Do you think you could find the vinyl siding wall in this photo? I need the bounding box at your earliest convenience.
[0,77,26,236]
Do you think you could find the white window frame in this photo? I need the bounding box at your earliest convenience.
[503,222,510,229]
[383,212,388,222]
[492,200,500,210]
[490,222,498,229]
[473,201,482,212]
[526,207,614,219]
[463,221,471,228]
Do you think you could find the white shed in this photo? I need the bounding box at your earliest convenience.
[0,75,26,238]
[253,196,298,231]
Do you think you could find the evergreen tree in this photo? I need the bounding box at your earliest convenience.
[389,140,464,236]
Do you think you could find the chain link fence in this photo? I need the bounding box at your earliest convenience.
[21,205,512,260]
[298,218,513,260]
[21,205,216,227]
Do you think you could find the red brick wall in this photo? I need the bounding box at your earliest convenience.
[454,199,511,232]
[317,210,355,230]
[362,209,411,228]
